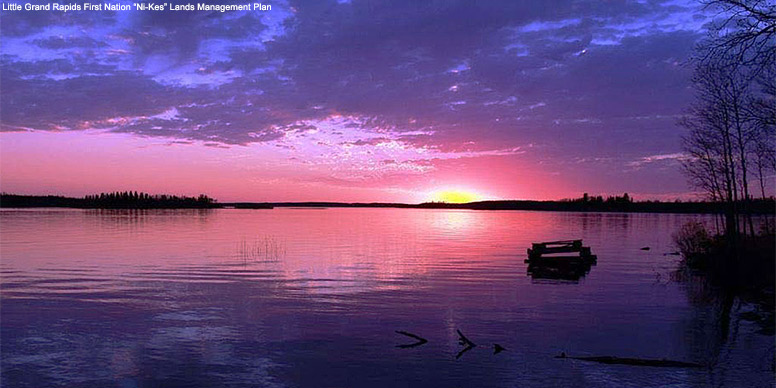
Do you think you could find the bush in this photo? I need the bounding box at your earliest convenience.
[673,221,714,269]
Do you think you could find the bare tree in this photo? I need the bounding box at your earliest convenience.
[681,109,728,232]
[681,0,775,241]
[682,62,743,238]
[748,65,776,231]
[748,67,776,196]
[700,0,776,76]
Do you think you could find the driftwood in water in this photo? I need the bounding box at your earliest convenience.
[556,353,704,368]
[395,331,428,348]
[457,329,476,347]
[455,329,476,359]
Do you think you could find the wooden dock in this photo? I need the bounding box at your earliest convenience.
[525,240,597,281]
[525,240,597,265]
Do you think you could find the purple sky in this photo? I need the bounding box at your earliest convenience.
[0,0,715,202]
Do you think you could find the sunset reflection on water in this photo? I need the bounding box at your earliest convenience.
[1,208,771,388]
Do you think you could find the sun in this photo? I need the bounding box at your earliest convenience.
[430,190,479,204]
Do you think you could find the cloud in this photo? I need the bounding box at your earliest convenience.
[628,152,688,167]
[1,0,707,187]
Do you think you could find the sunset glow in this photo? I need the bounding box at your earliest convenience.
[0,0,729,202]
[2,1,775,387]
[430,190,480,204]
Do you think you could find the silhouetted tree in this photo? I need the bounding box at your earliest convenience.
[681,0,775,240]
[699,0,776,76]
[81,191,218,209]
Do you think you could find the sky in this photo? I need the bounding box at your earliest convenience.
[0,0,717,203]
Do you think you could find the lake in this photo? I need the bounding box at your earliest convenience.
[1,208,772,387]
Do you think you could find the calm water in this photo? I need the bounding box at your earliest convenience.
[1,208,772,387]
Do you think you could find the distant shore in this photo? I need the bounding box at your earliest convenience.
[232,199,775,214]
[2,193,774,214]
[0,193,222,209]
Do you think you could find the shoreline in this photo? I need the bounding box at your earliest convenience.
[2,203,774,215]
[2,194,773,214]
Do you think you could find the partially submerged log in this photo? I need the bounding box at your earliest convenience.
[455,329,476,359]
[457,329,476,347]
[556,353,704,368]
[395,330,428,348]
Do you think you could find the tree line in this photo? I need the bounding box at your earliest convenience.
[0,192,220,209]
[83,191,218,208]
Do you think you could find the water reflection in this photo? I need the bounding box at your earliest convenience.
[526,261,593,283]
[672,268,775,386]
[1,208,772,388]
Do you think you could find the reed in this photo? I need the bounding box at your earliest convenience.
[238,236,287,262]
